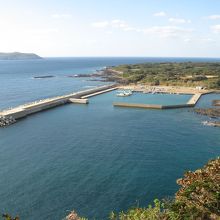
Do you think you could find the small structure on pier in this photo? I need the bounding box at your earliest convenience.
[69,98,89,104]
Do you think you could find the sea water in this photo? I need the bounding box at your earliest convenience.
[0,58,219,219]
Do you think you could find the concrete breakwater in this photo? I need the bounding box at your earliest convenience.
[0,84,117,126]
[0,84,211,126]
[187,93,202,105]
[113,93,204,110]
[0,116,16,127]
[113,102,195,110]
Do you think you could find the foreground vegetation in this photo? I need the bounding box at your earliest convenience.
[112,158,220,220]
[3,158,220,220]
[64,158,220,220]
[110,62,220,89]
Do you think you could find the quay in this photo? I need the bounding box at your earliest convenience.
[0,84,117,123]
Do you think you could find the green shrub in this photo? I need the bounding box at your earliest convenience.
[108,158,220,220]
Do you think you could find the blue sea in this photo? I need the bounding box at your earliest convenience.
[0,57,220,220]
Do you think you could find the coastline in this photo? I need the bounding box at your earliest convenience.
[117,84,214,95]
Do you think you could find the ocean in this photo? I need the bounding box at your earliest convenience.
[0,57,220,219]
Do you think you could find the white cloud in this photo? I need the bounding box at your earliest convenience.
[92,19,134,31]
[105,31,113,35]
[28,28,59,35]
[91,19,193,39]
[51,14,72,19]
[169,18,191,24]
[200,38,216,43]
[184,38,192,43]
[211,25,220,33]
[153,11,167,17]
[111,19,128,28]
[207,15,220,20]
[144,26,193,38]
[91,21,109,28]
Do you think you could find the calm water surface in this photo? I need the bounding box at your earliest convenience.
[0,58,219,219]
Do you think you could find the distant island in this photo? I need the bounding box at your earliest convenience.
[0,52,42,60]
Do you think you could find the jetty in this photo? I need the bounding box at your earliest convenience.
[0,84,117,126]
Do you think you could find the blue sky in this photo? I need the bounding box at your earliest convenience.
[0,0,220,57]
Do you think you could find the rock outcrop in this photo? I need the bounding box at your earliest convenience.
[0,116,16,127]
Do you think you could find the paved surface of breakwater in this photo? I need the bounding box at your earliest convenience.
[0,84,117,126]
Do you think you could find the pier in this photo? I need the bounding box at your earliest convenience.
[0,84,117,125]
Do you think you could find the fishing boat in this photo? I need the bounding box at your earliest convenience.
[202,121,217,127]
[116,90,132,97]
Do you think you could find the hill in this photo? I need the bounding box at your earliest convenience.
[107,62,220,89]
[0,52,42,60]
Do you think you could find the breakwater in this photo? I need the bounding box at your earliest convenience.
[0,85,211,127]
[187,93,202,105]
[0,116,16,127]
[0,84,117,127]
[113,102,195,110]
[113,93,205,110]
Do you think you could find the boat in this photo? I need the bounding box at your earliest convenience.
[33,75,55,79]
[116,90,133,97]
[202,121,218,127]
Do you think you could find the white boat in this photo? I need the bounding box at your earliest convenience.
[116,90,132,97]
[202,121,215,126]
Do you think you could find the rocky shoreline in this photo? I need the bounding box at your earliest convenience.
[66,67,127,83]
[212,100,220,106]
[0,116,16,127]
[193,108,220,127]
[194,108,220,118]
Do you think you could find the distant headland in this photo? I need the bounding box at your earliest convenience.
[0,52,42,60]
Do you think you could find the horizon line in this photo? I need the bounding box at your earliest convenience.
[41,56,220,59]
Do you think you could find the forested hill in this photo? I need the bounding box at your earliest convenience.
[111,62,220,89]
[0,52,42,60]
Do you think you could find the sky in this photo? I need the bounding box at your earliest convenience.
[0,0,220,57]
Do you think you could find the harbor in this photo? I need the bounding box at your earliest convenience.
[0,83,214,127]
[113,85,211,110]
[0,57,220,220]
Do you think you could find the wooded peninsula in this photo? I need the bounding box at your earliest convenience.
[107,62,220,89]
